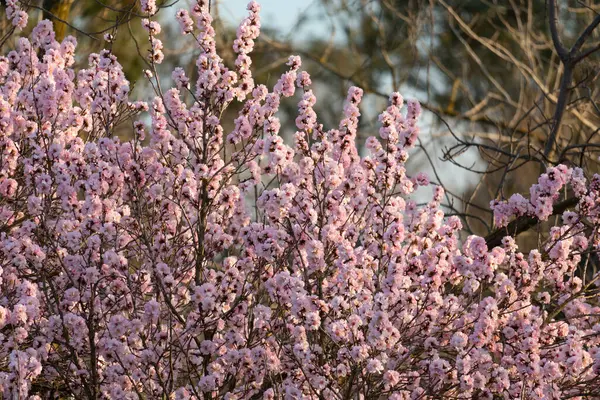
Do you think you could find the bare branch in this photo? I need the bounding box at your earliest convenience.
[571,13,600,55]
[548,0,568,60]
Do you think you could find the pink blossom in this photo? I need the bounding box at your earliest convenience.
[0,2,597,399]
[140,0,157,15]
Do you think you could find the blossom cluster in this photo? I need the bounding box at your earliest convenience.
[490,165,589,226]
[0,1,599,399]
[4,0,28,30]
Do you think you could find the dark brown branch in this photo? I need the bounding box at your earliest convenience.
[574,42,600,63]
[485,197,578,248]
[545,0,600,157]
[570,14,600,55]
[548,0,568,60]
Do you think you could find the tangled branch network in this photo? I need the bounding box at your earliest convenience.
[0,0,600,398]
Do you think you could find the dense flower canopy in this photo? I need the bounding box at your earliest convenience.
[0,0,599,399]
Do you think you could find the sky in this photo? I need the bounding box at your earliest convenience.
[221,0,308,28]
[219,0,341,43]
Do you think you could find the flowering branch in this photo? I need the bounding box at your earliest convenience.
[0,1,598,399]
